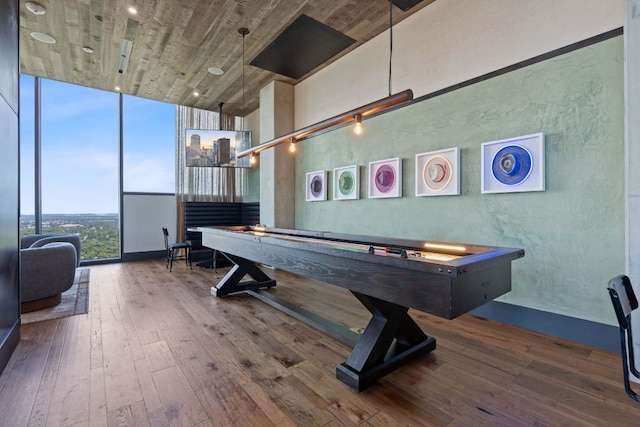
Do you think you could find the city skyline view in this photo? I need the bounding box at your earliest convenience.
[20,75,176,215]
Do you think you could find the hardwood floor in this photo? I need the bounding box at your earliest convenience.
[0,259,638,426]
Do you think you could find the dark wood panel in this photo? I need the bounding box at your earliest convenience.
[0,0,20,377]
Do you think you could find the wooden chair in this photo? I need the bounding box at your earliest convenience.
[162,227,192,272]
[607,274,640,402]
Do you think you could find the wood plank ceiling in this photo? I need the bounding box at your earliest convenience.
[19,0,435,117]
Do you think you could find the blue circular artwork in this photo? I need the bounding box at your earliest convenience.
[491,145,533,186]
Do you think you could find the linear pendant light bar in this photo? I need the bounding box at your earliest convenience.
[236,89,413,159]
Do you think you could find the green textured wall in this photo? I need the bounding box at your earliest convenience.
[294,36,624,325]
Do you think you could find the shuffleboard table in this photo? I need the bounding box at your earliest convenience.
[191,225,524,391]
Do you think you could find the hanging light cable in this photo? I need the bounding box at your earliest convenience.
[239,27,250,131]
[354,0,393,135]
[236,4,413,160]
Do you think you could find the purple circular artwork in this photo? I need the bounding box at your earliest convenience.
[375,164,396,193]
[310,175,323,197]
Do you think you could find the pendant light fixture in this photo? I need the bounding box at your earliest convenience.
[236,2,413,160]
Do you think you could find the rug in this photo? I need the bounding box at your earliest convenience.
[21,267,91,324]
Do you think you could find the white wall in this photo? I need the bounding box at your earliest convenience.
[123,194,176,253]
[295,0,623,128]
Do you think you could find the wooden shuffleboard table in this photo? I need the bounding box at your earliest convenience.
[191,225,525,391]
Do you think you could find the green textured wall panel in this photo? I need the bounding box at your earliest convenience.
[295,36,624,325]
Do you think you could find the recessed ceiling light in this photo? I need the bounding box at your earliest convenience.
[193,91,200,97]
[115,86,121,91]
[30,32,56,44]
[25,1,46,15]
[82,46,94,53]
[128,6,137,15]
[207,67,224,76]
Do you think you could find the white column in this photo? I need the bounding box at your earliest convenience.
[259,81,295,228]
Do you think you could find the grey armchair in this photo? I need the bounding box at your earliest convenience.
[20,233,82,313]
[21,233,81,266]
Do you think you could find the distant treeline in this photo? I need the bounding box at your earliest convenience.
[20,214,119,260]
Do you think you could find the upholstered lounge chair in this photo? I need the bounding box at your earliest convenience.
[20,234,82,313]
[21,233,82,267]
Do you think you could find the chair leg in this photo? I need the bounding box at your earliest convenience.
[169,249,174,272]
[621,329,640,402]
[188,247,192,269]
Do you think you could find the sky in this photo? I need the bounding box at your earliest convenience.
[20,75,176,214]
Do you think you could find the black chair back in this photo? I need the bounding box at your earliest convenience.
[608,274,640,402]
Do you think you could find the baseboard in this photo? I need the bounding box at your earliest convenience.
[470,301,618,353]
[121,250,165,262]
[0,319,20,376]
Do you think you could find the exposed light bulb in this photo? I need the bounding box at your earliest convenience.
[250,153,256,165]
[289,140,296,153]
[353,114,363,135]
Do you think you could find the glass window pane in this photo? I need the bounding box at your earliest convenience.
[123,95,175,193]
[40,79,120,260]
[19,74,35,237]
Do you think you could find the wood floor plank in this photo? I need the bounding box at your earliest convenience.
[195,374,276,427]
[45,315,92,427]
[142,340,177,372]
[107,399,151,427]
[0,319,61,427]
[25,319,69,427]
[90,366,108,427]
[152,365,209,427]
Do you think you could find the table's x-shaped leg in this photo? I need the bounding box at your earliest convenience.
[336,291,436,391]
[212,252,276,297]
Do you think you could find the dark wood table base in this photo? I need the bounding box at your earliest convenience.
[212,250,437,391]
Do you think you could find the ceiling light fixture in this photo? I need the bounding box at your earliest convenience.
[127,6,138,15]
[30,32,56,44]
[25,1,46,15]
[193,91,199,97]
[115,86,121,91]
[117,38,133,74]
[82,46,94,53]
[207,66,224,76]
[353,114,363,135]
[236,89,412,159]
[237,0,413,160]
[289,138,297,153]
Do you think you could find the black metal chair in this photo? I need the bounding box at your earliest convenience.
[162,227,192,272]
[607,274,640,402]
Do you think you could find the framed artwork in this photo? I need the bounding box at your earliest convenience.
[185,129,251,168]
[481,133,545,194]
[306,170,327,201]
[333,165,360,200]
[369,157,402,199]
[415,147,460,197]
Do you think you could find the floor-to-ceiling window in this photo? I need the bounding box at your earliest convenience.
[19,75,35,238]
[20,76,180,262]
[40,79,120,260]
[123,94,175,193]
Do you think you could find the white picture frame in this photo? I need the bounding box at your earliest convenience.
[415,147,460,197]
[333,165,360,200]
[481,133,545,194]
[306,170,327,201]
[368,157,402,199]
